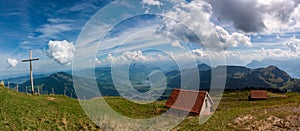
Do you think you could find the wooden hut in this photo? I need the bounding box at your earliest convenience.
[165,88,214,115]
[248,90,268,100]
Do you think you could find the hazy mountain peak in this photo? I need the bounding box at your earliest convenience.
[198,63,211,71]
[246,59,300,78]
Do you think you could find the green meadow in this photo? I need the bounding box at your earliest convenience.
[1,85,299,130]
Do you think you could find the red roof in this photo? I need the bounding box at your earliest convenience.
[249,90,268,99]
[165,88,207,114]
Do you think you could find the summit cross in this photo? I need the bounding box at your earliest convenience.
[22,49,39,95]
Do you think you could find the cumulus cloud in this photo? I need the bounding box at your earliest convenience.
[243,47,300,60]
[189,47,300,65]
[106,50,149,62]
[123,50,147,61]
[191,47,300,65]
[191,49,207,57]
[7,58,18,68]
[103,50,192,64]
[208,0,300,33]
[159,0,252,51]
[290,4,300,28]
[101,47,300,66]
[46,40,75,65]
[215,26,252,49]
[256,0,298,32]
[208,0,266,32]
[261,48,297,58]
[142,0,162,6]
[284,36,300,52]
[171,40,184,49]
[159,0,222,50]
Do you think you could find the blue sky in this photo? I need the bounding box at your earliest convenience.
[0,0,102,51]
[1,0,300,78]
[0,0,112,78]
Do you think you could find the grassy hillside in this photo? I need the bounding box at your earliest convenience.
[176,91,300,130]
[282,79,300,92]
[0,85,101,130]
[86,91,300,130]
[1,85,299,130]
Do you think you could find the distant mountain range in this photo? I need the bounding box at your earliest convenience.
[3,63,300,99]
[246,59,300,78]
[7,72,76,98]
[166,65,297,92]
[3,74,48,84]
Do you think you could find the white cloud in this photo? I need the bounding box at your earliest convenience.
[100,28,169,54]
[123,50,148,61]
[190,47,300,65]
[160,0,216,48]
[142,0,162,6]
[256,0,298,32]
[106,50,149,62]
[171,40,184,49]
[284,35,300,52]
[99,47,299,66]
[290,4,300,28]
[37,24,72,38]
[191,49,207,57]
[20,18,77,49]
[7,58,18,68]
[236,48,300,61]
[106,54,114,61]
[215,26,252,49]
[46,40,75,65]
[208,0,300,33]
[35,18,76,39]
[159,1,252,51]
[262,49,295,58]
[47,18,75,23]
[95,58,101,64]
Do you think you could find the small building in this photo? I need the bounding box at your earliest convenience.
[248,90,268,100]
[165,88,214,115]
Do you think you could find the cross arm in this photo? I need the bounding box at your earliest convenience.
[22,58,39,62]
[32,58,39,61]
[22,60,30,62]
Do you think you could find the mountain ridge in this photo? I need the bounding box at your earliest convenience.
[4,64,300,98]
[246,59,300,78]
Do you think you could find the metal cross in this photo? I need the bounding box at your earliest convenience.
[22,49,39,95]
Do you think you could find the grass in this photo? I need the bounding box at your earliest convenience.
[81,91,300,130]
[1,85,299,130]
[176,91,300,130]
[104,97,167,119]
[0,86,101,130]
